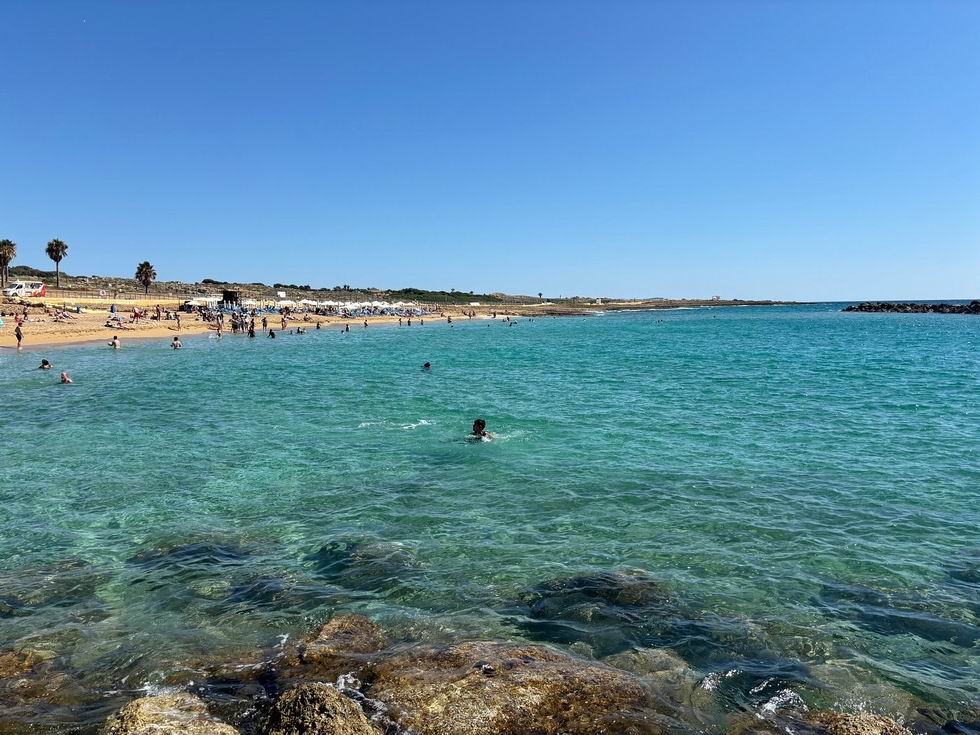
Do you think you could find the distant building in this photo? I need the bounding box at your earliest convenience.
[711,295,721,301]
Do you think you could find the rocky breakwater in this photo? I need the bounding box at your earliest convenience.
[842,300,980,314]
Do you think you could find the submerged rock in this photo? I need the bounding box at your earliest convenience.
[817,582,980,646]
[514,569,675,655]
[260,683,378,735]
[102,692,240,735]
[306,539,420,594]
[127,541,252,575]
[365,639,669,735]
[301,614,387,663]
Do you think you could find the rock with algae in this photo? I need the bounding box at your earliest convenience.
[102,692,239,735]
[366,639,671,735]
[259,683,379,735]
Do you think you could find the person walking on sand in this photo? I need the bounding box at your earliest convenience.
[175,313,182,331]
[262,316,268,331]
[14,324,23,350]
[60,371,73,384]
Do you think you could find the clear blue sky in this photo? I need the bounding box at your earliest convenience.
[1,1,977,300]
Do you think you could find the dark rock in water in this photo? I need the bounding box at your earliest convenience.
[0,595,30,618]
[306,539,420,594]
[102,692,240,735]
[514,569,675,655]
[259,683,378,735]
[842,300,980,315]
[214,575,331,615]
[940,721,980,735]
[817,582,980,646]
[128,541,252,575]
[365,640,672,735]
[0,558,108,614]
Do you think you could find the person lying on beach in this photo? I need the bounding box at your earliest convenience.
[470,418,494,441]
[60,372,73,384]
[171,337,182,349]
[39,359,52,370]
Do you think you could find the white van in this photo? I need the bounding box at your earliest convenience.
[2,281,47,297]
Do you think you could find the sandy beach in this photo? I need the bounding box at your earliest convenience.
[0,300,506,350]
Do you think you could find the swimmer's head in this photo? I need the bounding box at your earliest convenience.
[473,418,486,434]
[423,362,431,369]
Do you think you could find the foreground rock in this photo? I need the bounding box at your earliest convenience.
[730,711,912,735]
[103,692,239,735]
[366,640,668,735]
[301,614,387,663]
[260,683,378,735]
[842,301,980,314]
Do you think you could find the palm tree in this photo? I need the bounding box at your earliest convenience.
[538,292,543,302]
[0,239,15,287]
[135,261,157,294]
[45,239,69,287]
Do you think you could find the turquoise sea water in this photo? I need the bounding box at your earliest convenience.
[1,305,978,732]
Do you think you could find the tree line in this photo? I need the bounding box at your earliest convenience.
[0,238,157,293]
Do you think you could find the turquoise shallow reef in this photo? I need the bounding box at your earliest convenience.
[1,304,978,732]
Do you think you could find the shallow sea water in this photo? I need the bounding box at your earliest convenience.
[1,305,978,731]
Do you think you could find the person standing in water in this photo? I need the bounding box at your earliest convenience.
[171,337,182,349]
[60,371,73,384]
[109,335,121,349]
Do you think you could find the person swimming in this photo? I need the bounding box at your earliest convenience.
[60,371,73,384]
[422,361,431,370]
[470,418,494,441]
[268,330,276,339]
[38,359,52,370]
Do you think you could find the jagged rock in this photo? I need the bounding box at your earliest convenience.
[102,692,239,735]
[366,640,669,735]
[260,683,378,735]
[301,615,387,663]
[810,712,912,735]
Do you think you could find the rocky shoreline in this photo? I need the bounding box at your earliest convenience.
[842,300,980,314]
[95,614,920,735]
[2,567,977,734]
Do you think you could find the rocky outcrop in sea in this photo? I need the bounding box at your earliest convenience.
[842,301,980,314]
